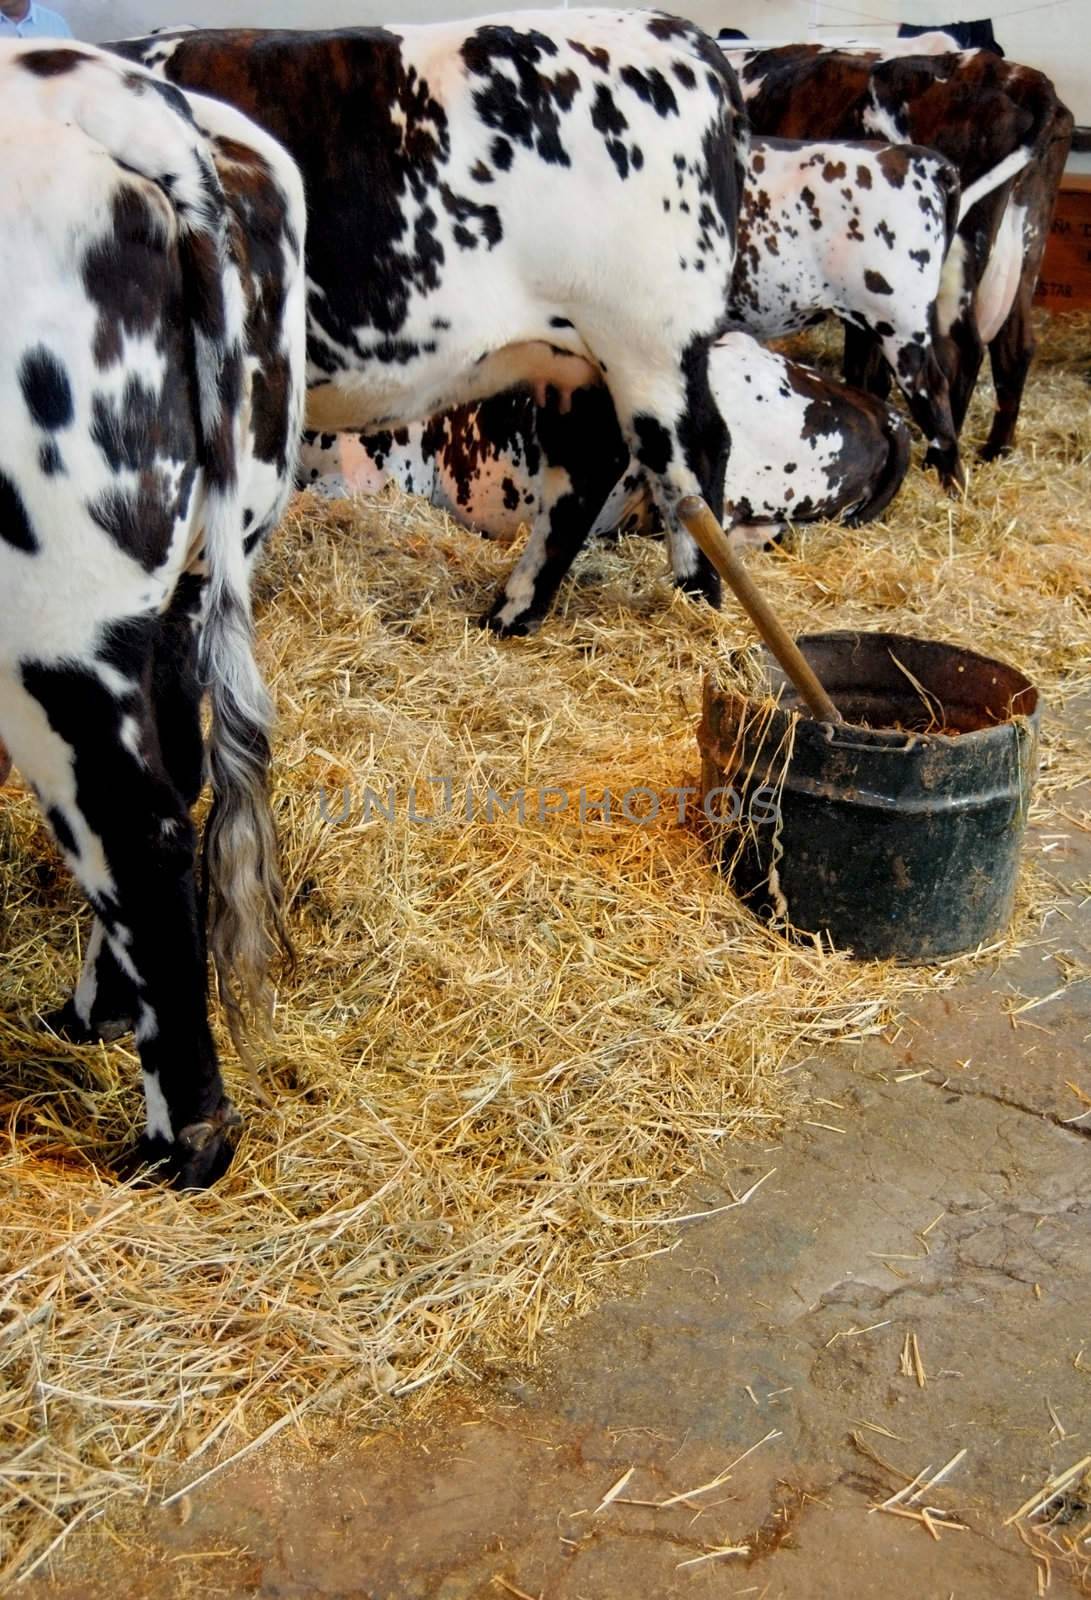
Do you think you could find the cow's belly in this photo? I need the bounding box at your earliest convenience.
[298,420,544,541]
[306,341,601,435]
[337,434,409,497]
[432,461,544,542]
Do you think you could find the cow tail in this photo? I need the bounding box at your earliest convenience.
[934,153,970,340]
[852,410,911,526]
[936,95,1047,327]
[179,146,289,1051]
[955,146,1032,227]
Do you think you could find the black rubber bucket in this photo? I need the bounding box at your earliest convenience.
[698,632,1040,961]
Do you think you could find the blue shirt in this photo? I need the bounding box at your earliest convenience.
[0,4,72,37]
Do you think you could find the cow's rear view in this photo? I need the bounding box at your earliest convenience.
[0,43,306,1185]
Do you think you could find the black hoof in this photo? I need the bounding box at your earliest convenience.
[923,446,966,495]
[128,1100,242,1190]
[40,1000,133,1045]
[481,598,537,638]
[978,439,1013,463]
[676,569,722,608]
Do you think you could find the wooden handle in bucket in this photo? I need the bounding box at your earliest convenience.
[678,496,844,724]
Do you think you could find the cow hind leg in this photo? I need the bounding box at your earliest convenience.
[980,122,1069,459]
[45,579,207,1047]
[980,287,1035,461]
[3,647,238,1189]
[936,309,986,441]
[488,338,727,627]
[484,387,631,636]
[888,341,965,493]
[843,325,891,398]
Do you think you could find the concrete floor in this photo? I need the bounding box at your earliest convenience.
[23,782,1091,1600]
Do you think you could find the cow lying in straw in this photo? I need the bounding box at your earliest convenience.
[0,42,306,1185]
[300,332,910,633]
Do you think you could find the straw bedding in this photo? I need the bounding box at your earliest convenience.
[0,311,1088,1579]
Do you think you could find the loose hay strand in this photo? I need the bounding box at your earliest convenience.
[1005,1454,1091,1527]
[0,312,1089,1578]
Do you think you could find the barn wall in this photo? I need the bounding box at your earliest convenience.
[67,0,1088,126]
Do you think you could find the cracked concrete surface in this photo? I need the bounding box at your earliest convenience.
[23,790,1091,1599]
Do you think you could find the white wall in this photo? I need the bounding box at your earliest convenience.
[68,1,1088,124]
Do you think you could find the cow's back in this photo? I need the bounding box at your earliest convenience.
[726,44,872,135]
[112,13,746,433]
[728,42,1066,181]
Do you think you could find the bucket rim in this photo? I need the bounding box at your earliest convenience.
[707,628,1041,750]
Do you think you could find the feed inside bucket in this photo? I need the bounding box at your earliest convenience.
[698,632,1040,961]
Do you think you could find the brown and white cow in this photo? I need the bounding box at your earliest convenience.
[0,42,307,1185]
[299,331,911,632]
[113,14,748,615]
[721,41,1073,460]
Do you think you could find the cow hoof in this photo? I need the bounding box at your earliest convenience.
[131,1100,242,1189]
[923,447,966,494]
[978,440,1012,463]
[676,570,723,608]
[481,601,537,638]
[40,1000,133,1045]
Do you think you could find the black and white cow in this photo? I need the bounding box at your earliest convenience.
[295,123,971,509]
[112,14,747,614]
[0,42,307,1186]
[721,41,1073,459]
[299,331,911,631]
[730,136,965,488]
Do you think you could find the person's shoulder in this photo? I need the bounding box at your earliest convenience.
[31,6,74,36]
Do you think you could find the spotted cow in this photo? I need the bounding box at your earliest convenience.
[299,393,556,542]
[730,136,965,489]
[0,42,307,1186]
[112,14,747,619]
[722,41,1073,459]
[298,331,911,631]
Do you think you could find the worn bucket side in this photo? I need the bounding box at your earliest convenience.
[698,633,1040,961]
